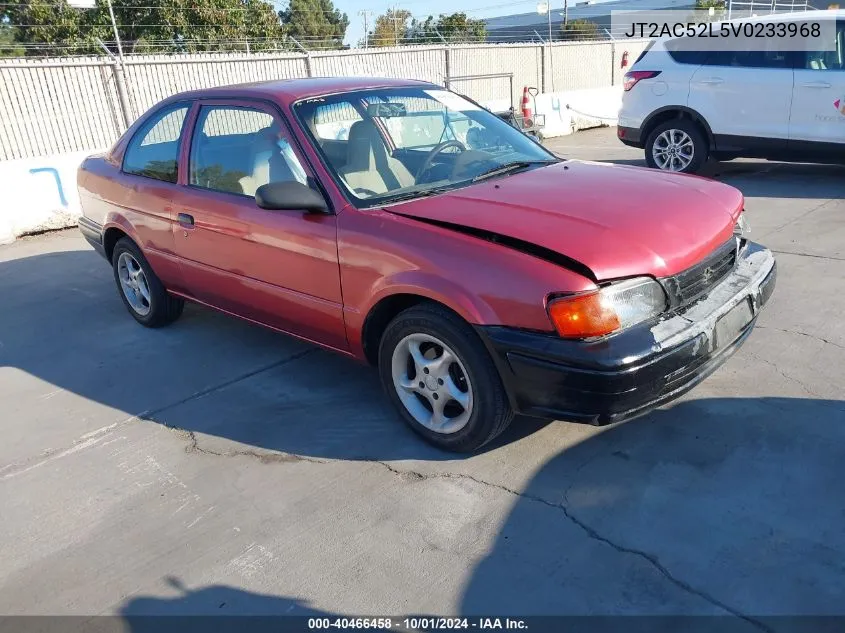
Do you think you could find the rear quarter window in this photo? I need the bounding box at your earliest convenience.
[123,105,189,183]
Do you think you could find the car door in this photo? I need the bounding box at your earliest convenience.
[789,18,845,149]
[173,99,347,351]
[687,36,794,148]
[118,102,191,292]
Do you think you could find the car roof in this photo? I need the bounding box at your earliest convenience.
[162,76,439,107]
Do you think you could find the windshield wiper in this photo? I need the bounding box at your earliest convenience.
[381,185,456,204]
[472,160,556,183]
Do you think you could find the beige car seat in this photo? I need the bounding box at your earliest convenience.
[239,129,292,197]
[338,120,415,195]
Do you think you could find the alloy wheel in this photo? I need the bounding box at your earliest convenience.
[652,128,695,172]
[390,333,473,434]
[117,251,152,316]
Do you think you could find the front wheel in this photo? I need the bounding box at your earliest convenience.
[644,118,708,174]
[378,304,514,452]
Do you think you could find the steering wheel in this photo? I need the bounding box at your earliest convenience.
[416,140,466,182]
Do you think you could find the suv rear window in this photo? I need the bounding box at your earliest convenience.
[666,36,794,68]
[665,42,707,65]
[635,41,656,64]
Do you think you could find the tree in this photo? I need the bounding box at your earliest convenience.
[367,8,411,47]
[694,0,727,20]
[0,22,24,57]
[279,0,348,50]
[695,0,726,10]
[1,0,286,57]
[404,12,486,44]
[559,18,600,41]
[2,1,89,55]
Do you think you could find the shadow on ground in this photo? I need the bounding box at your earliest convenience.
[592,158,845,201]
[0,248,548,464]
[119,577,335,633]
[117,394,845,620]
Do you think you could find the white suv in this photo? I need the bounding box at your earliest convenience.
[618,10,845,173]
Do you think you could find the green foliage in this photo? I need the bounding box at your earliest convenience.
[695,0,727,9]
[559,18,600,41]
[404,12,487,44]
[0,0,343,57]
[279,0,349,50]
[0,23,24,56]
[193,164,248,194]
[366,8,411,47]
[693,0,727,20]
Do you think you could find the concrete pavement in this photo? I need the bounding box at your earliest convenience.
[1,129,844,626]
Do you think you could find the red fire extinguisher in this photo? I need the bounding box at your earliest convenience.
[621,50,629,69]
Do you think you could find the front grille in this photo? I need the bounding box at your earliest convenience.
[661,239,738,308]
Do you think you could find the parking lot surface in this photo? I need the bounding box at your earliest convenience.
[2,127,844,623]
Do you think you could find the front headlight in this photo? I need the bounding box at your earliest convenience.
[547,277,668,339]
[734,212,751,238]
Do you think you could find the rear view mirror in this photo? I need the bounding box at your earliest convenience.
[255,181,329,213]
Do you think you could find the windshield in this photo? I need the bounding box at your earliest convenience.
[294,86,557,206]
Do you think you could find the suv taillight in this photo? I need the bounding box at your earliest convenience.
[623,70,661,91]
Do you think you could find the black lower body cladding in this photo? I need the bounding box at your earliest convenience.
[477,241,777,424]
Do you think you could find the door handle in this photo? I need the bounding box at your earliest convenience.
[800,81,832,89]
[697,77,724,85]
[177,213,194,227]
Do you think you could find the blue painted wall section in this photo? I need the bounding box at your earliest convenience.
[28,167,68,208]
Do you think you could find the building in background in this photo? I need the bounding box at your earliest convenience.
[484,0,697,43]
[483,0,829,43]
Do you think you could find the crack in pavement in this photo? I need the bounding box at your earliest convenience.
[746,351,824,398]
[180,428,328,464]
[771,249,845,263]
[758,199,837,240]
[172,423,767,627]
[756,325,845,351]
[367,460,771,632]
[0,349,318,479]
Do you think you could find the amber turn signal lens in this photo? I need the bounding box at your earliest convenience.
[547,293,621,338]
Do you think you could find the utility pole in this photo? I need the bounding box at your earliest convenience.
[538,1,554,91]
[68,0,122,60]
[106,0,124,61]
[389,6,404,47]
[563,0,569,26]
[358,10,373,48]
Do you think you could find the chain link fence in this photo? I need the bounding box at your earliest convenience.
[0,39,646,161]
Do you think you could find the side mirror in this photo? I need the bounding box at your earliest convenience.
[255,181,329,213]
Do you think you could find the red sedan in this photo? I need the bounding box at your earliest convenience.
[77,77,776,452]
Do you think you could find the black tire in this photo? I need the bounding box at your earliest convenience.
[644,118,709,174]
[112,237,184,328]
[378,303,514,453]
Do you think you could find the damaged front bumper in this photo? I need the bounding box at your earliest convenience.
[476,241,777,424]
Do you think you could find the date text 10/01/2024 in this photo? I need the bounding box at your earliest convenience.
[308,618,528,630]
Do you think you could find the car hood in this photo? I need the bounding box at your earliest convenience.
[390,160,743,280]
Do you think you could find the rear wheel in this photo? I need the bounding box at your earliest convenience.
[378,304,513,452]
[112,237,184,328]
[645,118,708,174]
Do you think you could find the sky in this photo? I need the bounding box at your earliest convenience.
[323,0,553,45]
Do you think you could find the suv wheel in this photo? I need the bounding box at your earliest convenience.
[645,118,708,174]
[378,303,514,452]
